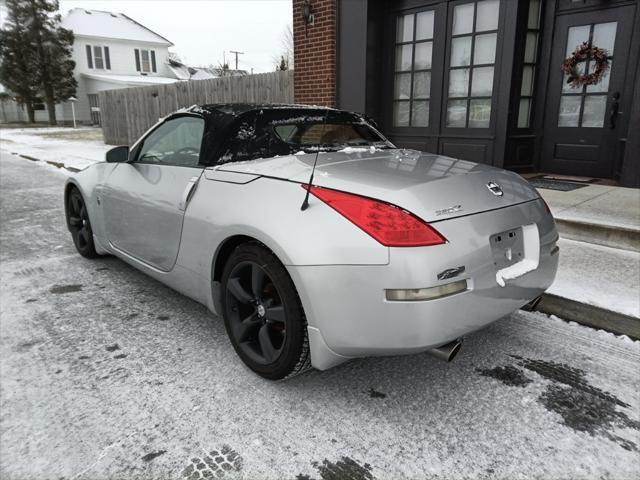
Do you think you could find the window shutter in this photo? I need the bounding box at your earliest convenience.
[151,50,157,72]
[86,45,93,68]
[134,49,141,71]
[104,46,111,70]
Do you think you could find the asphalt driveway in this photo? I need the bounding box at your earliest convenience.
[1,151,639,480]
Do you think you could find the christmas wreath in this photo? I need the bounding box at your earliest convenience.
[561,42,610,88]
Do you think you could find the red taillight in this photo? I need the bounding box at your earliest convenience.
[304,185,447,247]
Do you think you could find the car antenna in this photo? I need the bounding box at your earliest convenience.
[300,107,331,211]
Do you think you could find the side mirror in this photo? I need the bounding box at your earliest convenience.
[106,146,129,163]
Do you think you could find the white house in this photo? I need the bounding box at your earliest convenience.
[0,8,182,124]
[56,8,181,124]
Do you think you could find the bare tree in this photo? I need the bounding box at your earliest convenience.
[273,24,293,71]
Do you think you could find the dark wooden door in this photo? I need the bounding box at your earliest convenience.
[541,5,636,178]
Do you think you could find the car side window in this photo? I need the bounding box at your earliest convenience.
[136,116,205,168]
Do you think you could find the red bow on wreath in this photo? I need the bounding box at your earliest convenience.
[561,42,610,88]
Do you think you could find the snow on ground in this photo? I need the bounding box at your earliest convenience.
[539,185,640,232]
[1,150,639,480]
[0,127,109,172]
[548,238,640,317]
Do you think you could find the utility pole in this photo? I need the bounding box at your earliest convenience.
[229,50,244,70]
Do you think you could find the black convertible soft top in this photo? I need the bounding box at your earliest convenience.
[168,104,384,166]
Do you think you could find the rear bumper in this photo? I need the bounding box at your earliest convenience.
[288,199,559,369]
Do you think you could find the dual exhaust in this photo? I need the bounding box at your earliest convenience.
[427,339,463,362]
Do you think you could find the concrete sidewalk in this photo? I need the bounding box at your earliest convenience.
[537,184,640,338]
[539,184,640,252]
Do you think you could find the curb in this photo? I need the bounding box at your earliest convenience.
[10,151,80,173]
[555,218,640,252]
[537,293,640,340]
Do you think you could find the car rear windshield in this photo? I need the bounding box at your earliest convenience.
[214,109,394,164]
[272,122,386,149]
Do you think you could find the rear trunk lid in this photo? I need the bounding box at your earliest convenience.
[212,149,540,222]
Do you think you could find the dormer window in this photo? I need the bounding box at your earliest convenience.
[85,45,111,70]
[134,49,157,74]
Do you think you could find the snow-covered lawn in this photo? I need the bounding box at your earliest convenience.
[0,126,109,172]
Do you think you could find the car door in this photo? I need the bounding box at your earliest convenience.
[101,114,205,272]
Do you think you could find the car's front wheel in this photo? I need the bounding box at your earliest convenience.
[66,187,98,259]
[221,242,310,380]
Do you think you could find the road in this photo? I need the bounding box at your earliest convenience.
[1,150,639,480]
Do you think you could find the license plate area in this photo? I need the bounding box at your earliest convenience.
[490,227,524,269]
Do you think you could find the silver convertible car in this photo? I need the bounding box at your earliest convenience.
[65,104,559,379]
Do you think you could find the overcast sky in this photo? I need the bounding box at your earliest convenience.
[57,0,293,73]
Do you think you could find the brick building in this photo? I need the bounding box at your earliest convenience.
[292,0,640,187]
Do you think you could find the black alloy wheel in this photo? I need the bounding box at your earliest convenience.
[66,188,98,258]
[221,243,310,380]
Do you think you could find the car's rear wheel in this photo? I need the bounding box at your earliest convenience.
[66,187,98,259]
[221,242,310,380]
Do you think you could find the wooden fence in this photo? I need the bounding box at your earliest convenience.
[99,70,293,145]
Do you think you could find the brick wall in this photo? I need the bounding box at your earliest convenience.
[293,0,337,107]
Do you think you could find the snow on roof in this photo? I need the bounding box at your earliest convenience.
[61,8,173,45]
[83,73,181,86]
[167,64,192,81]
[190,69,217,81]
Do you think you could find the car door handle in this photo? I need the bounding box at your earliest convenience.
[178,176,200,211]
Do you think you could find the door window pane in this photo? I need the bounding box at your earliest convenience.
[521,66,534,96]
[586,59,612,93]
[416,11,434,40]
[411,101,429,126]
[527,0,541,29]
[469,99,491,128]
[451,36,472,66]
[453,3,474,35]
[397,14,414,43]
[446,100,467,127]
[592,22,617,54]
[562,61,586,92]
[518,98,531,128]
[471,66,494,96]
[474,33,497,64]
[414,42,433,69]
[449,69,470,97]
[138,117,205,167]
[394,73,411,99]
[558,95,581,127]
[396,45,413,71]
[413,72,431,99]
[582,95,607,127]
[476,0,499,32]
[565,25,590,56]
[524,32,538,63]
[393,101,410,126]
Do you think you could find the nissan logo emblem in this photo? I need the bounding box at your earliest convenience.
[487,181,504,197]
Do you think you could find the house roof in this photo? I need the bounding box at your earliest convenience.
[61,8,173,46]
[83,73,181,86]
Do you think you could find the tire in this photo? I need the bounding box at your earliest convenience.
[66,187,98,259]
[221,242,311,380]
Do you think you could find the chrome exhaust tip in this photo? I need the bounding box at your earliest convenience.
[428,339,463,362]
